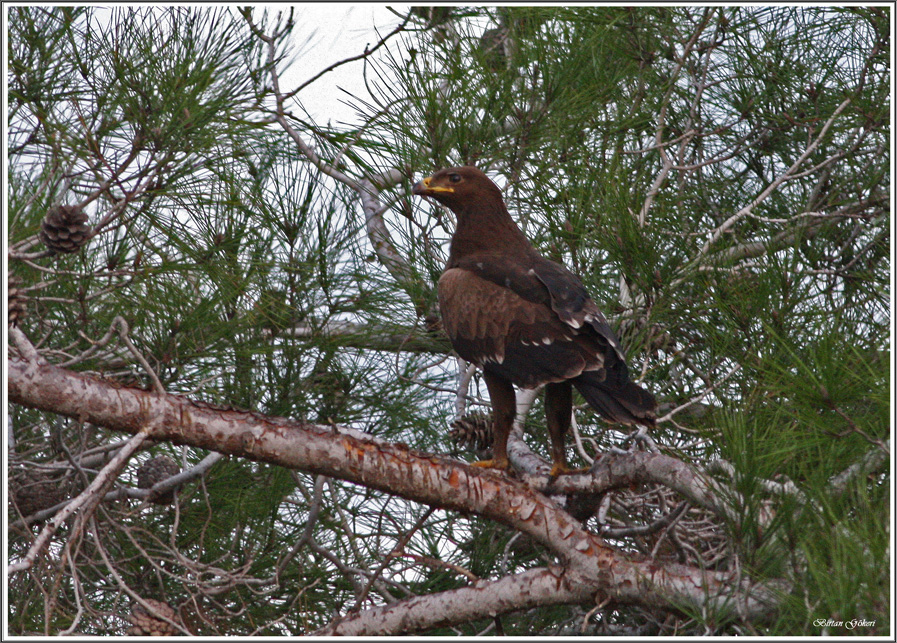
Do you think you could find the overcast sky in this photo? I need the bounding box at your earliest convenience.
[279,4,407,128]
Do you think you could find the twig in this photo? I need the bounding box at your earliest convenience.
[89,514,193,635]
[275,474,326,581]
[114,317,165,395]
[696,97,852,259]
[349,506,436,613]
[9,326,42,364]
[570,412,596,466]
[454,360,478,419]
[288,16,411,97]
[638,8,715,226]
[8,427,151,574]
[603,501,690,539]
[389,550,479,583]
[656,362,741,424]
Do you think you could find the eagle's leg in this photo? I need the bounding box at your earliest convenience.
[545,381,577,477]
[471,371,516,471]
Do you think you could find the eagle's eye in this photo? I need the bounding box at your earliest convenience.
[448,173,462,183]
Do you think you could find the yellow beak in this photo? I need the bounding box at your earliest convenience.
[412,176,454,195]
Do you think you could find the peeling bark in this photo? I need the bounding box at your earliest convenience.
[317,567,590,636]
[9,357,786,633]
[526,451,740,523]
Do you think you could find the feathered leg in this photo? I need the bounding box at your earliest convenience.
[471,371,516,471]
[545,381,574,477]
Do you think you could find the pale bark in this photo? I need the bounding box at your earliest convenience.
[317,566,589,636]
[9,356,786,633]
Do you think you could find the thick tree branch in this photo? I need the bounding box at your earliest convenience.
[317,566,590,636]
[9,357,786,632]
[526,451,741,525]
[828,442,889,496]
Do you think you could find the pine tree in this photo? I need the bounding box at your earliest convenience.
[8,6,889,636]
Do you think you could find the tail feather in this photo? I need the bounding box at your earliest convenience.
[573,372,656,427]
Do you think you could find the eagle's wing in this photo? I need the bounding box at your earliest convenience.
[438,262,611,390]
[525,258,654,422]
[528,258,630,385]
[441,254,656,425]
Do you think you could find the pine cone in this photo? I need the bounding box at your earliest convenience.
[10,469,67,517]
[39,204,91,254]
[127,598,181,636]
[8,275,28,327]
[136,456,181,505]
[449,412,494,452]
[479,27,509,71]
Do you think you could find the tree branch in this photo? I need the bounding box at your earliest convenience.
[317,566,590,636]
[8,425,151,574]
[828,442,890,496]
[9,356,786,632]
[289,15,411,98]
[249,12,427,304]
[527,451,742,525]
[696,97,852,259]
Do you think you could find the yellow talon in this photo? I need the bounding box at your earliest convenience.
[548,463,587,478]
[471,458,510,471]
[549,463,572,478]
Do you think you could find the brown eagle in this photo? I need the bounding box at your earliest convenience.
[413,166,656,476]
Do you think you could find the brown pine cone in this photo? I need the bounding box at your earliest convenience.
[136,455,181,505]
[8,275,28,327]
[479,27,509,71]
[449,412,494,452]
[127,598,181,636]
[39,204,91,254]
[10,468,67,517]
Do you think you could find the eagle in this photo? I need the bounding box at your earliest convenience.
[413,166,656,476]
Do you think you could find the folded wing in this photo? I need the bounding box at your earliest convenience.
[438,255,655,426]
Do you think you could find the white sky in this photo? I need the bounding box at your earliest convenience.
[278,4,407,127]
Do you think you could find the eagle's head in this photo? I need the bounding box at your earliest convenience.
[412,166,503,212]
